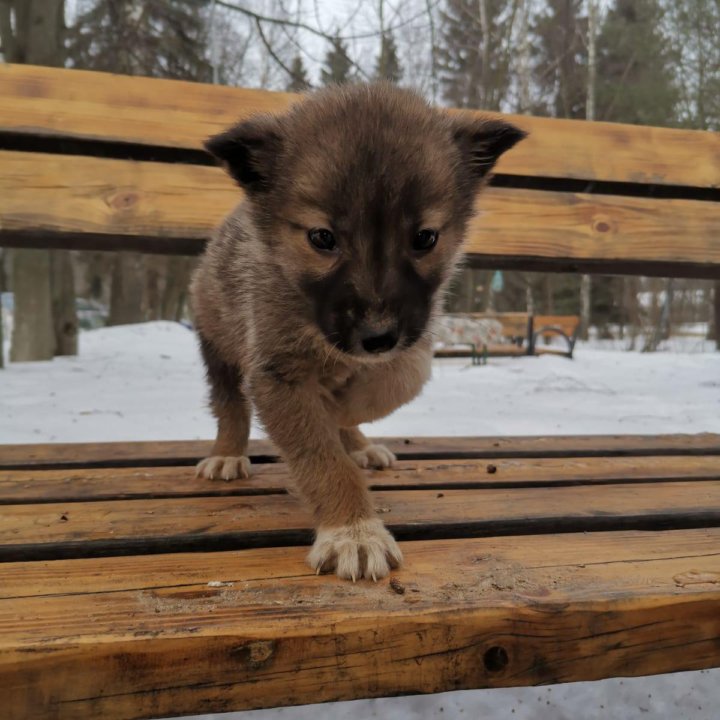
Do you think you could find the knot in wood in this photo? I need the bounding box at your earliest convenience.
[592,215,613,234]
[108,191,139,210]
[231,639,276,670]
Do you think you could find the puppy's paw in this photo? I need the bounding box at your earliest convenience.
[350,444,396,470]
[196,455,251,481]
[307,517,403,581]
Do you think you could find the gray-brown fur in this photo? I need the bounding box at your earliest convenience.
[191,83,525,580]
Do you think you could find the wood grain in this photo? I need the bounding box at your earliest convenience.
[3,481,720,561]
[2,152,719,274]
[2,64,719,188]
[2,434,719,470]
[2,530,719,719]
[2,456,719,504]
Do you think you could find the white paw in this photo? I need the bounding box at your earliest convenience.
[196,455,251,481]
[307,517,403,581]
[350,444,396,470]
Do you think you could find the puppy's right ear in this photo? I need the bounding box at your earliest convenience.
[204,115,283,192]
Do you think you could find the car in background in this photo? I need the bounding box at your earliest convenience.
[1,292,108,337]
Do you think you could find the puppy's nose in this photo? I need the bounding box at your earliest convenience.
[360,325,398,354]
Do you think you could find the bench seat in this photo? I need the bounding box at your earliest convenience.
[2,435,719,720]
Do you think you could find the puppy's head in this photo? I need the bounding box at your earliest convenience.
[206,84,525,360]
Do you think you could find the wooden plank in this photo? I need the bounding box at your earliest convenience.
[2,530,719,720]
[2,64,719,189]
[3,481,720,561]
[465,187,720,276]
[2,153,719,275]
[434,346,527,359]
[2,456,719,504]
[0,150,235,250]
[1,434,718,470]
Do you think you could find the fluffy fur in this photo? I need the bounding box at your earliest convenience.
[191,83,525,580]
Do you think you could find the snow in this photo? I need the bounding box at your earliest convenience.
[2,321,719,719]
[2,321,719,442]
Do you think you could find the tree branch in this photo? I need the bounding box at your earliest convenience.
[216,0,440,43]
[254,16,312,88]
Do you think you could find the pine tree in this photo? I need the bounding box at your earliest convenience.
[320,35,353,86]
[596,0,678,126]
[665,0,720,131]
[664,0,720,347]
[375,31,403,83]
[436,0,515,110]
[286,55,310,92]
[532,0,587,119]
[68,0,212,81]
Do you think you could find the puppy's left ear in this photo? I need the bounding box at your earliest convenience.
[452,116,527,181]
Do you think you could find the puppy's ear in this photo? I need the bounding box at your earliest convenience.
[452,116,527,181]
[204,115,283,192]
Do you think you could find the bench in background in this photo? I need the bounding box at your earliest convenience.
[435,312,581,361]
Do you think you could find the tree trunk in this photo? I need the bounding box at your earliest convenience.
[0,249,5,368]
[4,0,75,361]
[161,257,193,321]
[10,250,55,362]
[50,250,78,355]
[144,256,164,321]
[580,274,591,340]
[108,253,146,326]
[712,280,720,349]
[579,0,599,342]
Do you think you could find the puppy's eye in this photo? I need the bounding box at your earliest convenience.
[308,228,337,252]
[413,228,439,252]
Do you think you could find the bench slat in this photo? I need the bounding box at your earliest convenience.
[1,434,718,470]
[2,530,719,720]
[2,456,719,504]
[2,64,719,189]
[2,151,719,275]
[3,481,719,561]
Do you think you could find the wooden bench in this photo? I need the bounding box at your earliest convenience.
[531,314,582,356]
[1,64,719,720]
[435,312,581,361]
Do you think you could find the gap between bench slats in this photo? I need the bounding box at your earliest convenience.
[3,481,720,561]
[1,456,719,504]
[1,434,719,470]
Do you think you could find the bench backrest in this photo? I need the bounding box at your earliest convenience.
[0,64,719,279]
[464,313,531,339]
[534,315,581,338]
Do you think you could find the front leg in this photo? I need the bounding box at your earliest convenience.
[340,427,396,470]
[252,365,402,581]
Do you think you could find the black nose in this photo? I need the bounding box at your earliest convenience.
[360,328,398,354]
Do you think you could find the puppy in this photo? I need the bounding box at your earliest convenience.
[191,83,525,581]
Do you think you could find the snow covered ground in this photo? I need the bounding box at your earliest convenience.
[2,321,719,443]
[2,322,719,719]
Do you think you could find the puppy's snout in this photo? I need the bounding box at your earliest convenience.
[360,324,399,354]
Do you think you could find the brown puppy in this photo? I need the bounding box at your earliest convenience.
[191,83,525,581]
